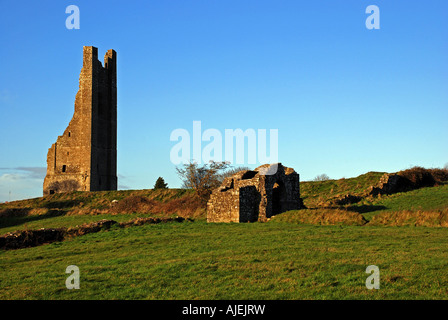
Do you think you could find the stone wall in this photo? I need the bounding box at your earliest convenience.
[43,46,117,196]
[207,163,304,223]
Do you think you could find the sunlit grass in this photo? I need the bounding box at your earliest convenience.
[1,221,447,299]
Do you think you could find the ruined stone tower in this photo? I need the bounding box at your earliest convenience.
[43,46,117,195]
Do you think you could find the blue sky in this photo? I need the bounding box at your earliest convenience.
[1,0,447,202]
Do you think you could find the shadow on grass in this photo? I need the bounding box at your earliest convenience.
[346,205,387,214]
[0,209,66,231]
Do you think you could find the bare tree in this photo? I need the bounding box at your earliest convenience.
[176,161,230,203]
[313,174,330,181]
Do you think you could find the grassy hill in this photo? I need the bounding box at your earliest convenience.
[0,188,203,234]
[2,167,447,234]
[1,167,447,299]
[275,184,448,225]
[2,217,448,299]
[300,171,386,208]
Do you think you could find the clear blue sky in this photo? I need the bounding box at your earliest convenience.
[1,0,447,202]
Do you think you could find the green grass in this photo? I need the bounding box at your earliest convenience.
[4,184,446,234]
[0,188,202,234]
[301,172,386,207]
[270,208,367,226]
[0,212,148,235]
[348,184,448,221]
[1,221,448,299]
[1,171,448,300]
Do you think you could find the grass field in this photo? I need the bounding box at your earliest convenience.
[1,170,448,300]
[349,184,448,221]
[1,221,448,299]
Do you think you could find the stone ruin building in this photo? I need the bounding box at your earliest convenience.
[43,46,117,195]
[207,163,304,223]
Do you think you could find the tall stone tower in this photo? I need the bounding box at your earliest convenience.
[43,46,117,195]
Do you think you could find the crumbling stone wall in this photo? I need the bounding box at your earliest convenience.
[207,163,304,223]
[43,46,117,196]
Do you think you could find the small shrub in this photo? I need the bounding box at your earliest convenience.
[154,177,168,190]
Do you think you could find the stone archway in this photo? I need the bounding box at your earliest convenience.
[239,186,261,222]
[272,181,287,216]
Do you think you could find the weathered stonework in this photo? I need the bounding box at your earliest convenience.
[43,46,117,196]
[207,163,304,223]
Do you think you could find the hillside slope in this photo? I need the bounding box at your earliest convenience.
[1,167,447,234]
[0,188,204,234]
